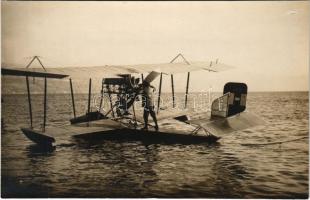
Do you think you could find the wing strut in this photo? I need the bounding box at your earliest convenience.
[156,73,163,114]
[169,53,191,109]
[98,80,104,116]
[170,53,190,64]
[185,72,190,108]
[43,77,47,132]
[26,76,33,128]
[69,78,76,118]
[105,84,115,118]
[26,56,46,71]
[87,78,92,124]
[171,74,175,108]
[26,56,46,84]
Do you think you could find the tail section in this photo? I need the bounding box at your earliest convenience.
[211,82,247,118]
[188,82,265,136]
[224,82,247,117]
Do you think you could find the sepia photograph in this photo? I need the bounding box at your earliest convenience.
[1,1,309,198]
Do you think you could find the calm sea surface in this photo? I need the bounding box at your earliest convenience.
[1,92,308,198]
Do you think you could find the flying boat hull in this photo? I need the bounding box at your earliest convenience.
[20,118,220,146]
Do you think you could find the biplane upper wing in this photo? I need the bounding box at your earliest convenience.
[121,61,234,74]
[1,67,69,79]
[2,61,234,79]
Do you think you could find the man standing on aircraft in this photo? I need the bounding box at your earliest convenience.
[140,80,159,131]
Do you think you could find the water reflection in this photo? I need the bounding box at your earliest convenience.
[72,140,160,197]
[145,143,251,198]
[2,145,57,198]
[206,146,251,198]
[26,144,56,157]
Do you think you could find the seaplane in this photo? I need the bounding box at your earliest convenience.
[1,54,265,147]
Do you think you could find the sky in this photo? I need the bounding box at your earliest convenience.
[1,1,309,93]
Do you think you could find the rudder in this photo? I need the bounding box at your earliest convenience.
[211,82,247,118]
